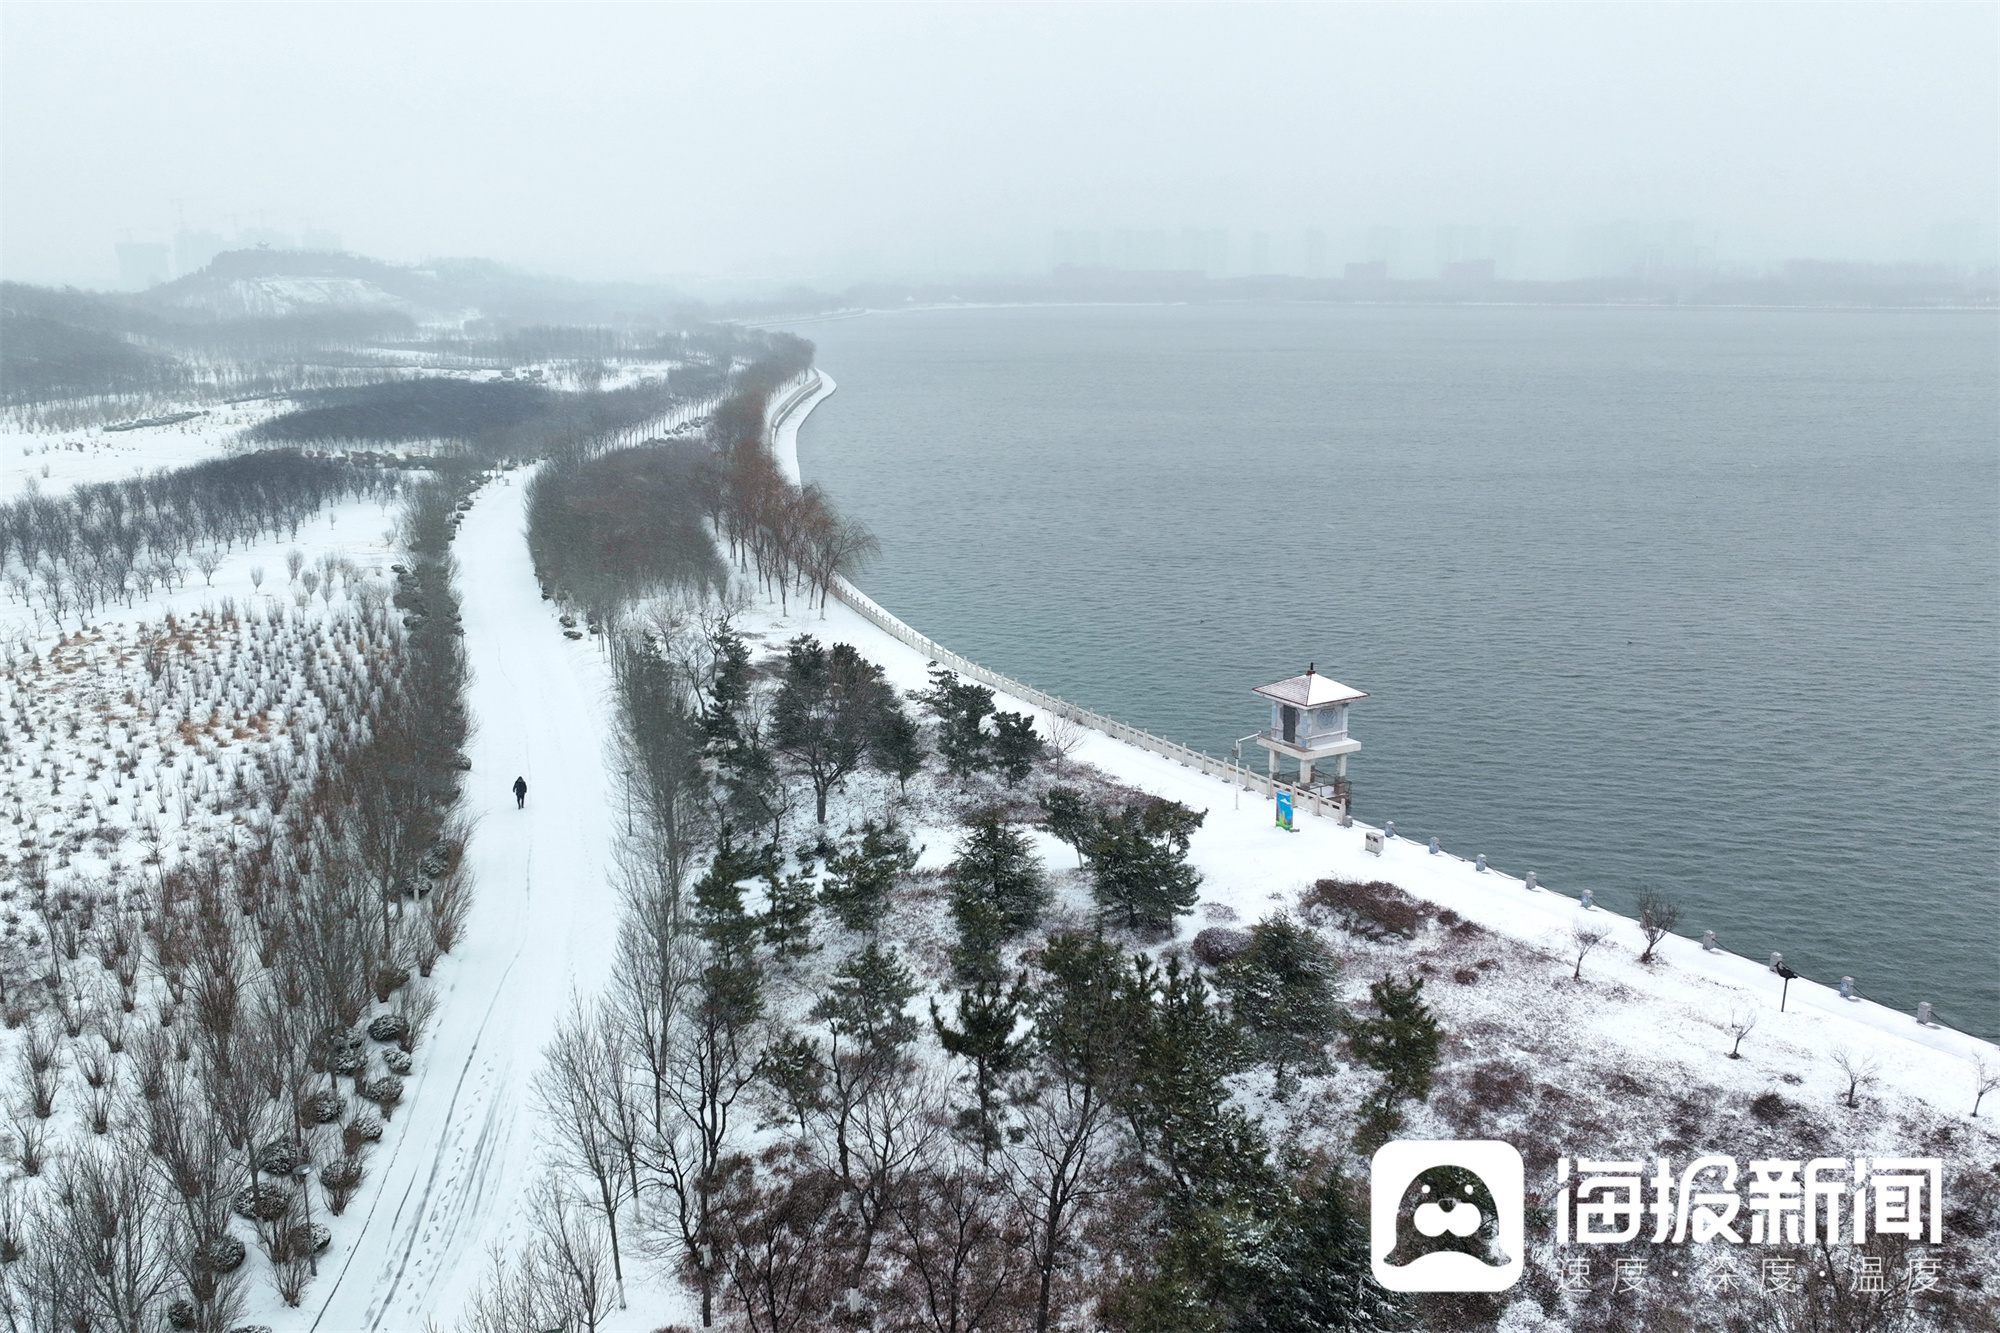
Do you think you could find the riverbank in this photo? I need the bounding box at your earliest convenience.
[768,367,2000,1122]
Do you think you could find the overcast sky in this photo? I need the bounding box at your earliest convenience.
[2,2,1994,288]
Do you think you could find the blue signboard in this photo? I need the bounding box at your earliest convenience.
[1275,789,1294,830]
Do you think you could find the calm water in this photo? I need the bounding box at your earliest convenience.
[786,304,2000,1039]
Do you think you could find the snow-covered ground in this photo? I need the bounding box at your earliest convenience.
[0,398,288,498]
[291,472,629,1331]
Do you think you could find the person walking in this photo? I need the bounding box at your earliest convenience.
[512,776,527,809]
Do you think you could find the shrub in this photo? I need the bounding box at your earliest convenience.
[367,1013,410,1043]
[1300,878,1430,940]
[1190,926,1252,966]
[320,1155,365,1215]
[233,1181,294,1221]
[256,1139,306,1176]
[362,1075,405,1119]
[1749,1092,1790,1124]
[199,1233,247,1274]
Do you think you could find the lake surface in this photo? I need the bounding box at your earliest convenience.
[786,303,2000,1039]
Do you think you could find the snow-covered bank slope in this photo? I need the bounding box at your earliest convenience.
[301,473,623,1331]
[771,370,1999,1123]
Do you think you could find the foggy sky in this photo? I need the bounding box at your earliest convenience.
[2,2,1994,289]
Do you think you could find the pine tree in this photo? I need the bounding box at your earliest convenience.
[1088,798,1206,932]
[1349,971,1441,1113]
[1117,953,1262,1199]
[870,706,925,795]
[819,818,918,933]
[771,635,898,823]
[1215,914,1341,1095]
[759,862,817,958]
[930,969,1032,1154]
[948,817,1049,942]
[914,666,993,777]
[989,711,1043,786]
[1039,784,1095,867]
[811,941,919,1056]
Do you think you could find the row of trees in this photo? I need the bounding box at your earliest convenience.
[0,473,476,1329]
[0,450,389,628]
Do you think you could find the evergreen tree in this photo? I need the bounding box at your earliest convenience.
[771,635,898,823]
[692,828,766,1030]
[1089,798,1206,932]
[930,969,1033,1154]
[811,941,919,1056]
[989,710,1043,786]
[948,816,1050,943]
[914,666,994,777]
[819,818,918,933]
[1117,952,1264,1199]
[1349,972,1441,1115]
[1039,784,1095,867]
[870,705,925,795]
[1215,914,1342,1095]
[700,622,754,751]
[1034,932,1129,1093]
[759,861,817,958]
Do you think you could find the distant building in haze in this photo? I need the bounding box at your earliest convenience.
[1343,259,1388,282]
[1303,229,1327,278]
[116,242,170,289]
[175,228,227,277]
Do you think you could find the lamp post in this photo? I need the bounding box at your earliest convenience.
[293,1160,317,1275]
[1232,733,1261,811]
[1776,964,1799,1013]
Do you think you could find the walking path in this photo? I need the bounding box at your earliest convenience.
[303,470,623,1330]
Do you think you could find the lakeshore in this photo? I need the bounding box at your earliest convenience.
[769,366,2000,1121]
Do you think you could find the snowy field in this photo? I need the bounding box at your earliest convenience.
[0,398,289,498]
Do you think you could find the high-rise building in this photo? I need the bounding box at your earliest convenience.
[1364,225,1401,275]
[1303,229,1327,278]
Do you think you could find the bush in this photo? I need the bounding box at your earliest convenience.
[320,1155,365,1215]
[233,1182,294,1221]
[384,1048,413,1075]
[199,1234,247,1274]
[302,1089,344,1125]
[1300,877,1431,940]
[256,1139,306,1176]
[343,1112,384,1154]
[367,1013,410,1043]
[1190,926,1252,966]
[361,1075,405,1118]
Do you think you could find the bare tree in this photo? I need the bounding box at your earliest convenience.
[1043,715,1088,780]
[1974,1055,2000,1118]
[193,547,225,587]
[1830,1047,1879,1108]
[1569,921,1612,980]
[533,997,635,1305]
[1635,891,1680,963]
[1726,1008,1758,1059]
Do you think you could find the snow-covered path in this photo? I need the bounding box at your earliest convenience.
[304,471,622,1330]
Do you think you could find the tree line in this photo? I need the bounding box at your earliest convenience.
[0,451,389,631]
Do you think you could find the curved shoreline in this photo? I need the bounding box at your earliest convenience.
[767,368,2000,1075]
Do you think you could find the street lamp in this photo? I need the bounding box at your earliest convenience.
[292,1160,316,1275]
[1776,964,1799,1013]
[1231,733,1261,811]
